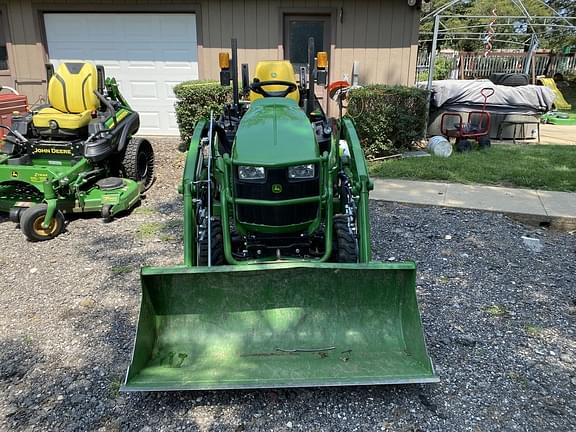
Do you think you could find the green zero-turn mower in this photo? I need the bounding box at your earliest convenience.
[0,62,154,241]
[123,39,438,391]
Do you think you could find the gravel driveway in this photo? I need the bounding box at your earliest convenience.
[1,138,575,431]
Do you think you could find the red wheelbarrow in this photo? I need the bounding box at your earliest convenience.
[440,87,495,152]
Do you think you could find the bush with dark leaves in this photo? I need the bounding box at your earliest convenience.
[347,85,429,157]
[174,81,232,145]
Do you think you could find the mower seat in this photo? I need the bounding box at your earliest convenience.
[33,62,100,133]
[250,61,300,103]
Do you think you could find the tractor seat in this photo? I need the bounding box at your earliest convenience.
[33,62,100,134]
[250,61,300,103]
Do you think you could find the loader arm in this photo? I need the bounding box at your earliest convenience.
[340,117,374,263]
[181,119,208,266]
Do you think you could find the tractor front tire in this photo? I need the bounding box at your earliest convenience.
[198,218,225,266]
[333,215,358,263]
[121,137,155,191]
[20,204,65,242]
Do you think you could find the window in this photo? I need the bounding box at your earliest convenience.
[284,15,330,70]
[0,11,8,70]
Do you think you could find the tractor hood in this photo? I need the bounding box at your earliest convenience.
[232,98,318,165]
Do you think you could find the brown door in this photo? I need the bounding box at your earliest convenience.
[283,15,330,70]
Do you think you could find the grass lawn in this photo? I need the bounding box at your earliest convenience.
[369,144,576,192]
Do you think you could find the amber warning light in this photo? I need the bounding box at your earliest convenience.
[219,53,230,69]
[317,52,328,69]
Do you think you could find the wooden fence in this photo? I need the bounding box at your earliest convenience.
[417,51,576,82]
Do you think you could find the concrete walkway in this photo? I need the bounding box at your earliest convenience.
[371,179,576,229]
[538,124,576,145]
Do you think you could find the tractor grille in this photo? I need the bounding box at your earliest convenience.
[234,167,319,226]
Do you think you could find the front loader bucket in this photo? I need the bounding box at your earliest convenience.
[123,262,438,391]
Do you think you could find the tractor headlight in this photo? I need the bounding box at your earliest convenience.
[288,164,315,179]
[238,165,265,180]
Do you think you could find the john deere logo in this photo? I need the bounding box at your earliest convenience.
[11,171,18,178]
[271,184,282,194]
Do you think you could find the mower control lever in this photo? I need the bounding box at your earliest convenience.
[0,125,28,143]
[250,80,297,98]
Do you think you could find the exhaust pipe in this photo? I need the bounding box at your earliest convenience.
[231,39,240,110]
[306,37,315,116]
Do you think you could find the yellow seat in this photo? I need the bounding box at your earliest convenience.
[249,61,300,103]
[33,107,94,130]
[33,62,99,130]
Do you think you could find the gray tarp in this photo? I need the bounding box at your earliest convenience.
[429,80,555,114]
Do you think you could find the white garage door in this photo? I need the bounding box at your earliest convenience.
[44,13,198,135]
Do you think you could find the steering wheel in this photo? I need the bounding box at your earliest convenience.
[250,80,297,98]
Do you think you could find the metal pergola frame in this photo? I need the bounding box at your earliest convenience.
[424,14,576,90]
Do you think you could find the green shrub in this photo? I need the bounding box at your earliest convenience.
[347,85,429,157]
[417,56,455,82]
[173,81,232,144]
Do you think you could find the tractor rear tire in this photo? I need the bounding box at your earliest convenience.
[20,204,65,242]
[198,218,225,266]
[333,215,358,263]
[121,137,155,191]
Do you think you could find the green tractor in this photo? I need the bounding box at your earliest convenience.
[123,39,437,391]
[0,62,154,241]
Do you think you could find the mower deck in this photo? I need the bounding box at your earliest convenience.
[0,158,141,215]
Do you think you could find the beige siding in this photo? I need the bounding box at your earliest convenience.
[201,0,418,85]
[2,0,46,102]
[3,0,420,106]
[202,0,420,85]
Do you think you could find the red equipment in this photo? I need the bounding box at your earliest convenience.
[328,80,351,118]
[0,86,28,141]
[440,87,495,151]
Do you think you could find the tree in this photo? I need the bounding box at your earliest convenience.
[543,0,576,51]
[420,0,574,52]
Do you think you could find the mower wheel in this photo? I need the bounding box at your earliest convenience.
[456,139,472,153]
[333,215,358,263]
[101,205,113,223]
[198,218,225,266]
[9,207,24,224]
[121,138,155,191]
[478,136,491,150]
[20,204,65,242]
